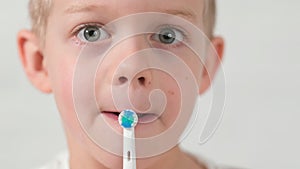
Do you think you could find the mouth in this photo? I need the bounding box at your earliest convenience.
[101,111,159,124]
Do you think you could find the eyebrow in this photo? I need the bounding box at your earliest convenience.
[64,3,197,21]
[163,9,197,21]
[64,3,101,14]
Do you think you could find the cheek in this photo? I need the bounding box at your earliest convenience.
[158,65,199,130]
[47,54,86,140]
[44,27,85,133]
[55,63,75,123]
[157,73,181,127]
[172,47,205,85]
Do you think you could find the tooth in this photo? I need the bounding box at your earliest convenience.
[137,114,145,118]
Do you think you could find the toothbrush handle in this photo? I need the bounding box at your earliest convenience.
[123,128,136,169]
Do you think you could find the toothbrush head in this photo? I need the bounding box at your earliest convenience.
[118,109,138,129]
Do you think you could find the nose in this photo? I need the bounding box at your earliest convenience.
[111,35,153,88]
[135,71,152,87]
[116,70,152,88]
[112,58,153,112]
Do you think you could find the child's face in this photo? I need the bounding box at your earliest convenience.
[20,0,223,168]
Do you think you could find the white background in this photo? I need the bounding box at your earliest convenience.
[0,0,299,169]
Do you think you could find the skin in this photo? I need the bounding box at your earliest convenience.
[17,0,224,168]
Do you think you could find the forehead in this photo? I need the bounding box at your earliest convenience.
[51,0,204,23]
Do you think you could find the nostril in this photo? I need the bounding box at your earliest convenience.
[138,77,146,85]
[119,76,128,84]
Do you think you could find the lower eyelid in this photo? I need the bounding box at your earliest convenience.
[149,39,185,49]
[70,36,87,47]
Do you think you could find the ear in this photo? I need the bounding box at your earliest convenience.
[17,30,52,93]
[199,36,225,94]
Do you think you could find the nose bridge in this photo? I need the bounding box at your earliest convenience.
[117,34,148,57]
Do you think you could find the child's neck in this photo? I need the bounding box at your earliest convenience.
[146,146,206,169]
[67,133,205,169]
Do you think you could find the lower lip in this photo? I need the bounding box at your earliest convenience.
[138,114,159,124]
[102,112,119,121]
[101,113,122,132]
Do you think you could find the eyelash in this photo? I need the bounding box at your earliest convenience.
[71,23,189,48]
[72,23,103,36]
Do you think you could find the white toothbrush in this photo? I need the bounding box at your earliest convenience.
[118,109,138,169]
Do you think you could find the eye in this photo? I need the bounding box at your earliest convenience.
[152,27,185,45]
[77,25,110,42]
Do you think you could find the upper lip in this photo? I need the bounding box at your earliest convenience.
[101,110,158,118]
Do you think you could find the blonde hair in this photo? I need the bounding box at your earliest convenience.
[204,0,216,38]
[29,0,216,39]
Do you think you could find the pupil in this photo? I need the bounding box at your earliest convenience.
[159,29,176,44]
[84,26,100,42]
[88,31,95,36]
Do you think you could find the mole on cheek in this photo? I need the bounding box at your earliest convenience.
[168,90,175,95]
